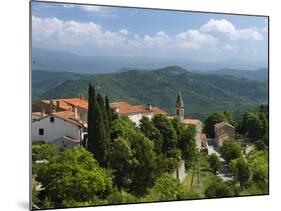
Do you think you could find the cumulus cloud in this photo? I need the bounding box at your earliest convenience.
[32,16,126,49]
[118,29,131,36]
[176,30,217,49]
[143,31,172,47]
[200,18,263,41]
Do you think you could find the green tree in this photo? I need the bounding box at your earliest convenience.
[109,117,157,195]
[240,112,264,141]
[152,114,178,153]
[36,147,112,207]
[171,118,185,139]
[204,112,226,138]
[149,173,185,201]
[205,179,234,198]
[87,84,110,166]
[230,157,251,188]
[255,140,266,151]
[32,143,59,162]
[248,150,268,192]
[108,137,136,190]
[105,96,112,128]
[139,116,163,154]
[107,189,138,204]
[129,132,157,196]
[110,116,136,140]
[208,153,222,174]
[220,140,242,163]
[178,125,197,167]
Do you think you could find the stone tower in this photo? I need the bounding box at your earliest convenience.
[175,91,184,122]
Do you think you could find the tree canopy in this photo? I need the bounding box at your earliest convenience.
[220,140,242,163]
[36,147,113,207]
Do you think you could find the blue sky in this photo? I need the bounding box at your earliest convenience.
[32,1,268,62]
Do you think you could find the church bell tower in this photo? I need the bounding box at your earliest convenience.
[175,91,184,122]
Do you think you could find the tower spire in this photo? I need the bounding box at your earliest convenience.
[175,91,184,122]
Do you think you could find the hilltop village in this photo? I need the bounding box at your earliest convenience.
[32,88,268,209]
[32,92,233,150]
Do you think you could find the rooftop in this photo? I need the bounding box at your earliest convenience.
[110,101,168,115]
[214,122,235,129]
[182,119,201,125]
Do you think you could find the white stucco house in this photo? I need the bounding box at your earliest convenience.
[110,102,168,127]
[32,110,87,148]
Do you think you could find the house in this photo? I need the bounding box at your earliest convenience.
[32,95,88,121]
[175,91,205,148]
[214,122,235,147]
[32,108,87,148]
[110,101,168,127]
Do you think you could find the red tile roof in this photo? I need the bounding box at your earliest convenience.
[109,101,167,115]
[41,98,88,111]
[214,122,235,129]
[40,98,167,116]
[182,119,201,125]
[52,111,85,127]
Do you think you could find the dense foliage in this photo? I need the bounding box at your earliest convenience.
[220,141,242,163]
[208,153,222,174]
[35,147,112,208]
[32,79,268,208]
[205,178,234,198]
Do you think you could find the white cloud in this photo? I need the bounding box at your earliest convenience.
[118,29,130,36]
[143,31,172,47]
[176,29,217,49]
[200,18,263,41]
[79,5,101,12]
[32,16,126,49]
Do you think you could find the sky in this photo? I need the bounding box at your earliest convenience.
[31,1,268,63]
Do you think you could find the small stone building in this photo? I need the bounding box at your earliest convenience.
[214,122,235,147]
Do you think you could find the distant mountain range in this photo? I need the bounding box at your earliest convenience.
[33,66,268,120]
[32,48,268,74]
[203,68,268,82]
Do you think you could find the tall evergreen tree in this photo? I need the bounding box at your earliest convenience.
[87,84,110,167]
[105,96,112,128]
[87,84,95,152]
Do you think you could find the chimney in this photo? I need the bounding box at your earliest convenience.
[146,103,152,111]
[50,99,56,114]
[79,93,84,100]
[41,109,46,117]
[56,100,60,109]
[74,107,78,119]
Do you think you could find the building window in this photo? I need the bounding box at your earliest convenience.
[50,116,55,123]
[39,128,44,135]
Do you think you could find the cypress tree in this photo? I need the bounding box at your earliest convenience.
[87,84,110,166]
[105,96,112,128]
[87,84,95,151]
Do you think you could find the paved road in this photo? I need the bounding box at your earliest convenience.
[206,139,233,182]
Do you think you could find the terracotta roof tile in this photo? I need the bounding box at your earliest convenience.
[214,122,235,129]
[41,98,88,111]
[110,101,167,115]
[182,119,201,125]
